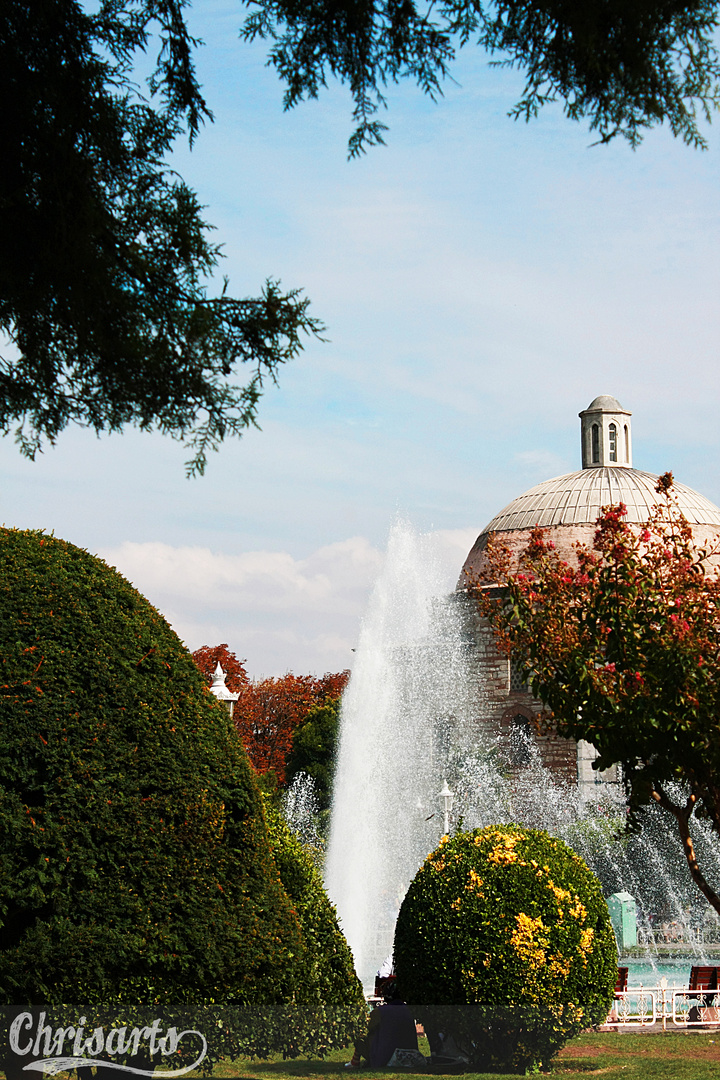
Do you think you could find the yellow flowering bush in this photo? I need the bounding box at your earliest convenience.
[394,825,617,1073]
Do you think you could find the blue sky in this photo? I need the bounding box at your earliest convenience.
[3,2,720,675]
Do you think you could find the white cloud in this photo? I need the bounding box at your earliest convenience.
[99,530,474,677]
[100,536,385,676]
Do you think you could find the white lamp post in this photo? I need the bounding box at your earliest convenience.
[439,779,454,836]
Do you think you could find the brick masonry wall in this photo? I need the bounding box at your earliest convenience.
[455,594,577,785]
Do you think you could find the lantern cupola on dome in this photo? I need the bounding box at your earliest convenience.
[579,394,632,469]
[459,395,720,584]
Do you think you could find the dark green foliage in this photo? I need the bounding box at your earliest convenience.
[263,801,367,1056]
[0,528,304,1066]
[286,701,339,812]
[243,0,720,153]
[1,0,321,474]
[394,825,617,1073]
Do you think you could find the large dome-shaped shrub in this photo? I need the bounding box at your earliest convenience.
[0,529,303,1066]
[394,825,617,1073]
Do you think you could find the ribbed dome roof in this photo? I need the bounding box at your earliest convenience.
[460,398,720,588]
[479,467,720,535]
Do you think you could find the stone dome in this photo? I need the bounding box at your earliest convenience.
[459,397,720,585]
[478,467,720,534]
[585,394,625,412]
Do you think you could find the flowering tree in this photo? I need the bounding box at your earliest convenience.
[395,826,616,1072]
[478,473,720,914]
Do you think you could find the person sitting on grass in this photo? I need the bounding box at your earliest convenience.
[346,982,419,1069]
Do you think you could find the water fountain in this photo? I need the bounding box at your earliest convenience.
[324,522,720,991]
[323,522,480,988]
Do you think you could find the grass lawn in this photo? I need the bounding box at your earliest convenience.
[208,1031,720,1079]
[5,1032,720,1080]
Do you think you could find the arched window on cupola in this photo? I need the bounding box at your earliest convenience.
[608,423,617,462]
[591,424,599,463]
[624,424,629,462]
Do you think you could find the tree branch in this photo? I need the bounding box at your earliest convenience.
[651,784,720,915]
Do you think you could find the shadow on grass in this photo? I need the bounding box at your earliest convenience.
[223,1067,354,1077]
[212,1062,604,1079]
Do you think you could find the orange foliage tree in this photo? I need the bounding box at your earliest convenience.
[192,643,250,693]
[235,670,350,782]
[192,644,348,783]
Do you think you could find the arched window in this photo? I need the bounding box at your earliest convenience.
[608,423,617,462]
[509,659,527,692]
[624,424,629,462]
[591,424,599,463]
[509,715,532,767]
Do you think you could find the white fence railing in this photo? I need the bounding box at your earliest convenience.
[608,984,720,1029]
[671,989,720,1027]
[608,989,657,1027]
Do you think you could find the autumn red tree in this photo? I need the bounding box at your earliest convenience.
[478,473,720,915]
[235,674,318,780]
[235,671,350,782]
[313,670,351,701]
[192,645,349,784]
[192,643,250,693]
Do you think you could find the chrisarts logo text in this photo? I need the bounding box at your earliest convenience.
[9,1012,207,1076]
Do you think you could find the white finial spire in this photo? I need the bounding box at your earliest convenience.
[209,662,239,717]
[579,395,632,469]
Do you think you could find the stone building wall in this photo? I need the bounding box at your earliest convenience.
[457,594,577,785]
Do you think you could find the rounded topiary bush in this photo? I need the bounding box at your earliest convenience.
[0,529,303,1066]
[394,825,617,1073]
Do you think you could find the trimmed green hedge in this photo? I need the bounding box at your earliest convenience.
[264,800,366,1056]
[394,825,617,1073]
[0,529,304,1068]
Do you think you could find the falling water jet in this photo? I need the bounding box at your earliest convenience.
[324,521,480,988]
